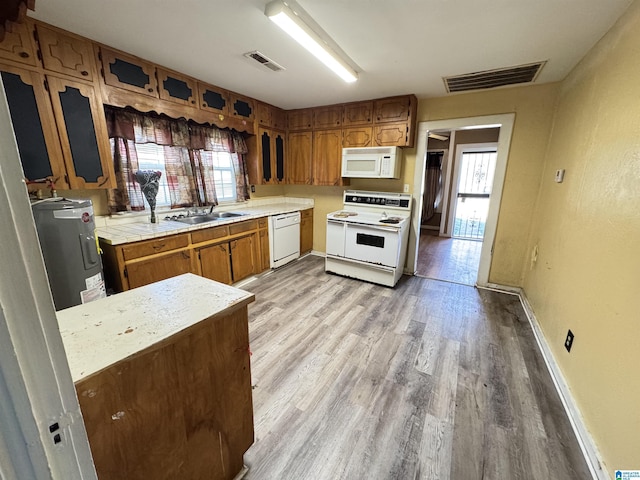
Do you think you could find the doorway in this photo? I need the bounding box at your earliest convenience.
[406,114,515,287]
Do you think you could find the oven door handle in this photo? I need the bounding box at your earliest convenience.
[327,219,346,226]
[345,223,399,233]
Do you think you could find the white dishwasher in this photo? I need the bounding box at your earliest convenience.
[268,211,301,268]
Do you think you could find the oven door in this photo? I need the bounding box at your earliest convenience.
[344,223,400,267]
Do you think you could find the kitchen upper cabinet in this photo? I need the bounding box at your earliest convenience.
[313,129,346,186]
[374,122,410,146]
[197,81,229,115]
[252,128,285,184]
[287,130,312,184]
[343,126,373,148]
[199,242,232,284]
[47,75,115,189]
[374,95,414,124]
[36,24,96,81]
[98,46,158,97]
[343,101,373,126]
[313,105,342,129]
[0,64,68,188]
[288,108,313,131]
[257,102,286,130]
[300,208,313,254]
[157,67,197,107]
[126,250,192,289]
[229,92,255,121]
[0,20,38,66]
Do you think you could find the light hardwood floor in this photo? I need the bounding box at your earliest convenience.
[243,255,590,480]
[416,233,482,286]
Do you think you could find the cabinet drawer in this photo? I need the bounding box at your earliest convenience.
[258,218,268,229]
[300,208,313,219]
[191,225,230,244]
[122,234,189,260]
[229,220,257,235]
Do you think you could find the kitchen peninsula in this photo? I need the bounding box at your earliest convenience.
[56,273,255,480]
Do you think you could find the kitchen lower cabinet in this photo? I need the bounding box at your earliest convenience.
[300,208,313,253]
[101,218,269,292]
[198,242,232,284]
[66,280,255,480]
[258,218,270,271]
[126,250,192,289]
[230,235,256,282]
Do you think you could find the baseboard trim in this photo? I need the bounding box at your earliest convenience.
[478,284,609,480]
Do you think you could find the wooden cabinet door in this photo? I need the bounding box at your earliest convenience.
[229,92,255,121]
[256,102,272,127]
[374,95,412,124]
[99,46,158,97]
[197,81,229,115]
[258,128,273,184]
[343,126,373,147]
[199,242,232,285]
[47,75,116,189]
[273,130,285,183]
[313,129,345,186]
[0,65,68,188]
[300,209,313,254]
[271,107,287,130]
[157,68,198,107]
[374,123,409,146]
[343,101,373,126]
[287,108,313,131]
[126,250,192,289]
[258,227,270,272]
[230,235,256,283]
[287,130,312,184]
[313,105,342,129]
[36,24,96,81]
[0,20,38,66]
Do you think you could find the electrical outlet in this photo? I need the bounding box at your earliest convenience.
[530,244,539,269]
[250,185,256,193]
[403,184,410,193]
[565,330,574,352]
[555,169,565,183]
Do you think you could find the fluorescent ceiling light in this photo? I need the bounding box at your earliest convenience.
[265,0,358,83]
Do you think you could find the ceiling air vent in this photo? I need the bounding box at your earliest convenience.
[444,61,546,93]
[244,51,285,72]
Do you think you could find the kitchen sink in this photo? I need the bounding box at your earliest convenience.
[173,211,247,225]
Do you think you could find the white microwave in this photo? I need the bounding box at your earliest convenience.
[341,146,402,179]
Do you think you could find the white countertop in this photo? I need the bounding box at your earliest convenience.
[56,273,255,383]
[96,197,313,245]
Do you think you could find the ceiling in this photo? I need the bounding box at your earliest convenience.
[30,0,633,110]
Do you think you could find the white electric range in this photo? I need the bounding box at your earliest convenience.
[325,190,412,287]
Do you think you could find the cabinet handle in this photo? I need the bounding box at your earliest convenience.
[152,244,165,250]
[81,71,89,76]
[19,52,29,58]
[148,88,154,92]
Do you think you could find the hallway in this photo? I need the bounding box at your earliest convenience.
[415,232,482,285]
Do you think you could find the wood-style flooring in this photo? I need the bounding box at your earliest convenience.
[243,255,590,480]
[416,233,482,286]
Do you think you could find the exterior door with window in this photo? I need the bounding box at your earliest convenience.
[451,146,497,240]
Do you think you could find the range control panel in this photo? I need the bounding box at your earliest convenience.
[343,190,411,211]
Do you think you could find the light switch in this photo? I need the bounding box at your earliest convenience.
[555,169,565,183]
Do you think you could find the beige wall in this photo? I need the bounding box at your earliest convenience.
[523,0,640,470]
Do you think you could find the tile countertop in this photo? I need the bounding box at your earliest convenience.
[96,196,313,245]
[56,273,255,383]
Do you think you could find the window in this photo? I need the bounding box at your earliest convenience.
[133,143,171,207]
[210,151,237,202]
